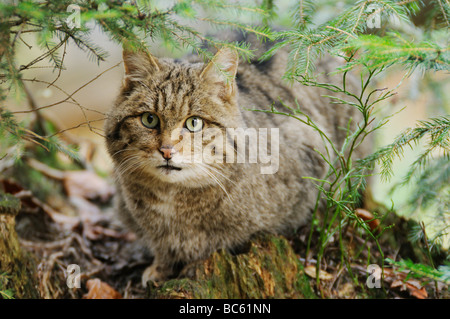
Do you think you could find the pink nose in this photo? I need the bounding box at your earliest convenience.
[159,146,174,160]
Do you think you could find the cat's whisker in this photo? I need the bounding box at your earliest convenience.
[115,162,137,184]
[111,146,141,158]
[111,148,130,158]
[116,155,144,178]
[199,163,236,186]
[196,164,233,202]
[116,154,140,172]
[113,154,138,178]
[120,160,145,178]
[125,159,148,178]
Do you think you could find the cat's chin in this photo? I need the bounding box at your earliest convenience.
[149,165,219,188]
[153,166,185,182]
[157,164,183,174]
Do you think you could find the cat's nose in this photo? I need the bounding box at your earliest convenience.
[159,145,174,160]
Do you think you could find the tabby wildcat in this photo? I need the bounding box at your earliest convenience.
[105,45,364,286]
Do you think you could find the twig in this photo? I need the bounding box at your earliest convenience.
[13,62,122,115]
[47,118,106,138]
[21,78,106,117]
[19,36,33,49]
[20,79,47,135]
[27,157,65,180]
[11,22,25,48]
[40,251,64,299]
[19,35,69,72]
[47,39,68,88]
[325,26,357,39]
[420,222,439,298]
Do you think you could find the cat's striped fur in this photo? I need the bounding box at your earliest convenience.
[105,43,366,285]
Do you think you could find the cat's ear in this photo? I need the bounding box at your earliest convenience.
[122,44,161,81]
[200,48,239,99]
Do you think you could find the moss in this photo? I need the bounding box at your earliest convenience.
[0,193,21,216]
[152,234,315,299]
[270,236,289,263]
[294,264,316,299]
[0,272,14,299]
[0,197,40,299]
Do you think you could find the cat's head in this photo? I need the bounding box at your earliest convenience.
[105,47,243,186]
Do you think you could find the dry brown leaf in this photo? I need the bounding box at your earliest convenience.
[389,275,428,299]
[355,208,380,231]
[2,177,119,238]
[406,279,422,289]
[409,287,428,299]
[83,279,122,299]
[406,280,428,299]
[64,170,114,202]
[1,179,79,228]
[391,280,406,290]
[68,196,126,240]
[304,266,334,281]
[27,158,114,202]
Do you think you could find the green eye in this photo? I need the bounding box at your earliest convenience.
[185,116,203,132]
[141,113,159,129]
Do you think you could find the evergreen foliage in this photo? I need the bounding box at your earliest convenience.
[255,0,449,290]
[386,258,450,284]
[0,0,271,160]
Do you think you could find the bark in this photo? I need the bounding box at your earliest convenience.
[148,234,316,299]
[0,192,40,299]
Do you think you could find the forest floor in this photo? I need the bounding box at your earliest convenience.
[0,136,448,299]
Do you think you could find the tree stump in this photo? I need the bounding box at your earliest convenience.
[0,193,40,299]
[149,234,316,299]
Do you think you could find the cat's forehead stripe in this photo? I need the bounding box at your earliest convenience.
[148,65,198,118]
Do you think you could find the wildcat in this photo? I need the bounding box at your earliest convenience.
[104,43,365,286]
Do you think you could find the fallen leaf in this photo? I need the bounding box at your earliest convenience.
[391,280,406,290]
[304,266,334,281]
[388,272,428,299]
[64,170,114,202]
[24,159,120,239]
[68,195,125,240]
[406,281,428,299]
[1,179,79,229]
[355,208,380,231]
[26,158,114,202]
[83,279,122,299]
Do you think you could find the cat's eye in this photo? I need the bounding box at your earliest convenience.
[141,112,159,129]
[185,116,203,132]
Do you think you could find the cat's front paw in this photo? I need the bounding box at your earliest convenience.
[141,264,169,287]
